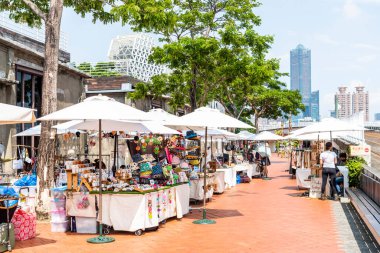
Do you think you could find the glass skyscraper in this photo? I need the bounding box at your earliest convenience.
[290,44,318,121]
[311,90,320,121]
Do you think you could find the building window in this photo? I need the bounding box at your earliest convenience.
[15,68,43,157]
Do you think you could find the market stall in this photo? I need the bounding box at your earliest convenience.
[164,107,253,224]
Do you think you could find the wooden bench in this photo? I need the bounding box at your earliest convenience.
[346,187,380,244]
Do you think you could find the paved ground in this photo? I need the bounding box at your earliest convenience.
[13,158,377,253]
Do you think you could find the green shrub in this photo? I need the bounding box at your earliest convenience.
[346,156,367,187]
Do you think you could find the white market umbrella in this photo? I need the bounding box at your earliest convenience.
[165,107,253,130]
[69,120,151,132]
[14,120,84,137]
[39,94,149,243]
[294,118,367,141]
[0,103,36,125]
[164,107,253,224]
[146,108,179,122]
[72,120,180,135]
[196,128,238,139]
[141,121,180,135]
[237,130,256,141]
[253,131,284,141]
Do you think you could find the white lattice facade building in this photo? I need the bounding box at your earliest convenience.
[108,34,167,82]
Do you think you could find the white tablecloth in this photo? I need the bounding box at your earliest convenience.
[67,185,190,232]
[296,169,311,189]
[216,168,234,189]
[190,175,215,200]
[214,171,225,193]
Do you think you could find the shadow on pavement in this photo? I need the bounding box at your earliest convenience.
[341,203,380,252]
[14,236,57,249]
[280,186,300,190]
[185,209,244,220]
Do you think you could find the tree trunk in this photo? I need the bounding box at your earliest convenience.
[36,0,63,219]
[254,114,259,133]
[189,67,197,112]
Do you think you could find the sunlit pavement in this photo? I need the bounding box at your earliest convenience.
[14,157,368,253]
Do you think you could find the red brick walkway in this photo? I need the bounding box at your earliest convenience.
[14,158,342,253]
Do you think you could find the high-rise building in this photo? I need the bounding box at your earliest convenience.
[375,113,380,121]
[311,90,320,121]
[352,86,369,122]
[290,44,313,119]
[290,44,311,116]
[335,87,351,119]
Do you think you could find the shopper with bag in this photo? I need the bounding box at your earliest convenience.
[319,142,338,200]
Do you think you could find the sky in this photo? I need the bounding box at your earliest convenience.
[61,0,380,120]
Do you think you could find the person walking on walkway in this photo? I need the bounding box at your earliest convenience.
[319,142,338,200]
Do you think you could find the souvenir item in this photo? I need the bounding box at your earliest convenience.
[163,165,173,177]
[172,155,180,165]
[185,130,197,139]
[139,162,152,172]
[152,163,163,175]
[132,154,143,163]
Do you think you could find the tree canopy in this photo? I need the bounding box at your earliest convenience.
[119,0,273,111]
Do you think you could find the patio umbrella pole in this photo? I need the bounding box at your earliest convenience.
[193,126,216,224]
[88,119,115,243]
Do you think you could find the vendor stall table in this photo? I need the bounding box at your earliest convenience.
[66,184,190,234]
[231,163,254,186]
[190,174,215,201]
[216,168,234,189]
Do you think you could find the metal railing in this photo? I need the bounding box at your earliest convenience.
[0,12,68,51]
[70,62,124,77]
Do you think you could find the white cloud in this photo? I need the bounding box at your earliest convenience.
[343,0,362,18]
[353,43,380,51]
[314,34,340,46]
[356,54,377,64]
[359,0,380,4]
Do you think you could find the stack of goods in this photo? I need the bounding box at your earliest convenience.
[50,187,68,232]
[0,187,19,251]
[65,153,189,194]
[184,131,201,168]
[65,161,95,192]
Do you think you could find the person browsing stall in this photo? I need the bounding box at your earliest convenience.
[319,142,338,200]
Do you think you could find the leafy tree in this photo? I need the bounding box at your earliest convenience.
[117,0,272,111]
[246,85,304,132]
[0,0,118,216]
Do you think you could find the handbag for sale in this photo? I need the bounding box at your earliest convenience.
[152,163,163,175]
[132,153,143,163]
[139,162,152,172]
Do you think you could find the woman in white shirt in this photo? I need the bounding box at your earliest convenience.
[319,142,338,200]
